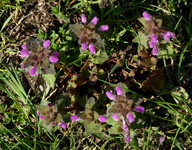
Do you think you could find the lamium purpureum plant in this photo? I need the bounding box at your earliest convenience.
[36,103,67,131]
[69,14,109,54]
[105,86,145,143]
[20,38,60,76]
[134,11,176,56]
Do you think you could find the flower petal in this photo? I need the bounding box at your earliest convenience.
[20,50,30,58]
[126,113,135,124]
[124,135,132,143]
[112,113,120,121]
[81,14,87,24]
[58,123,67,129]
[49,56,58,63]
[106,91,117,101]
[152,46,159,56]
[89,43,95,54]
[142,11,151,21]
[98,115,107,122]
[115,86,124,96]
[43,40,51,48]
[40,115,44,120]
[71,115,81,121]
[91,16,99,25]
[134,106,145,113]
[53,51,60,57]
[22,45,27,50]
[81,42,88,50]
[99,25,109,31]
[30,66,38,76]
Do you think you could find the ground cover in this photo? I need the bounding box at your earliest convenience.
[0,0,192,149]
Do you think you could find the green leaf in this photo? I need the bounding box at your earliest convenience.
[158,42,177,59]
[42,74,56,88]
[91,51,109,64]
[133,31,149,49]
[85,97,96,110]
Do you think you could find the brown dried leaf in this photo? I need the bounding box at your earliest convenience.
[142,69,166,91]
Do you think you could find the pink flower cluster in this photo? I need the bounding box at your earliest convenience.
[142,11,176,56]
[79,14,109,54]
[20,39,60,76]
[106,86,145,143]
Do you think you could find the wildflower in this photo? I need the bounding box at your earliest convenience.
[140,12,176,56]
[126,113,135,124]
[124,135,132,143]
[142,11,151,21]
[81,14,87,24]
[122,118,129,134]
[39,115,45,120]
[52,122,57,126]
[134,106,145,113]
[88,43,96,54]
[69,14,109,54]
[106,91,116,101]
[47,103,53,107]
[163,31,176,41]
[98,115,107,122]
[106,86,145,142]
[152,46,159,56]
[99,25,109,31]
[115,86,124,96]
[91,16,99,25]
[112,113,120,121]
[81,42,88,50]
[58,122,67,129]
[20,38,60,76]
[71,115,81,121]
[159,133,166,145]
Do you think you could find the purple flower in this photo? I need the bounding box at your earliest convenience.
[126,113,135,124]
[91,16,99,25]
[47,103,53,107]
[159,133,166,145]
[106,91,117,101]
[99,25,109,31]
[124,135,132,143]
[98,115,107,122]
[53,52,60,58]
[58,123,67,129]
[81,14,87,24]
[71,115,81,121]
[163,31,176,41]
[52,122,57,126]
[134,106,145,113]
[21,45,27,50]
[20,50,30,58]
[43,40,51,48]
[81,42,88,50]
[149,41,156,48]
[39,115,45,120]
[115,86,124,96]
[151,34,158,42]
[30,66,38,76]
[112,113,120,121]
[142,11,151,21]
[89,43,95,54]
[20,38,59,76]
[152,46,159,55]
[122,119,129,134]
[49,56,58,63]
